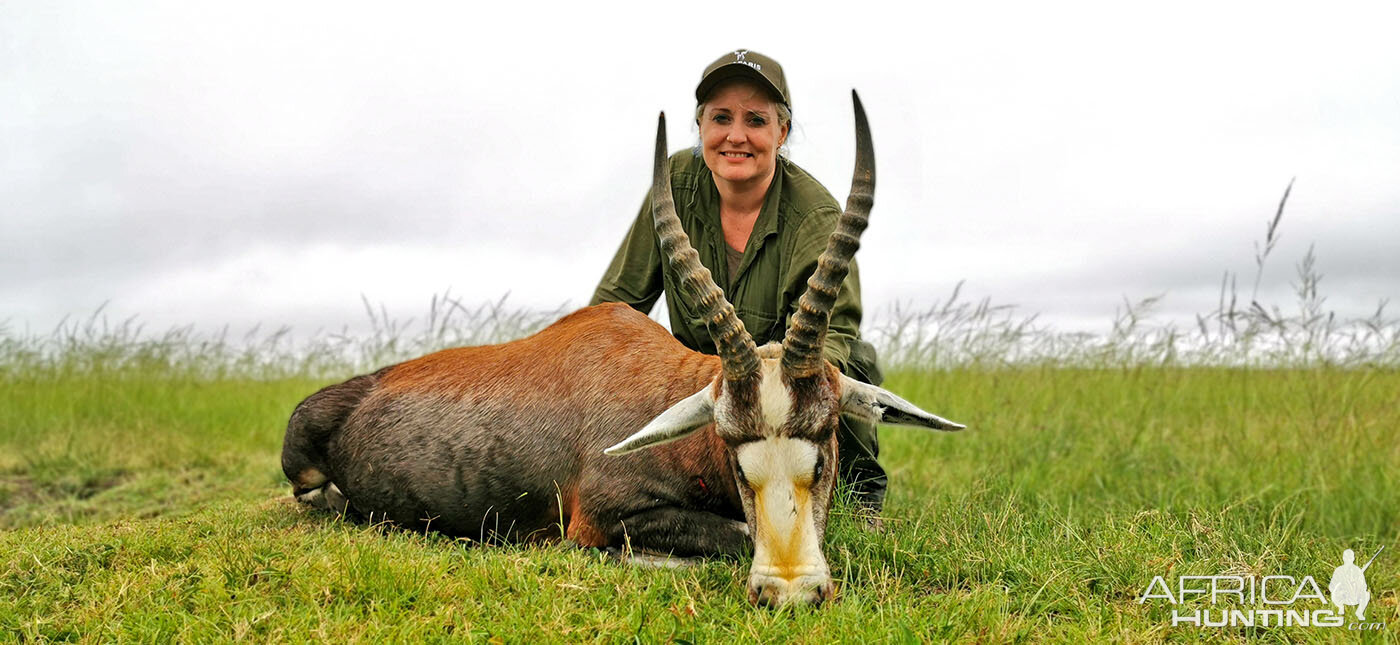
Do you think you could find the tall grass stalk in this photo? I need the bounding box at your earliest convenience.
[2,182,1395,377]
[873,181,1397,369]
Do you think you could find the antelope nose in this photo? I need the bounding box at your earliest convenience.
[747,578,835,607]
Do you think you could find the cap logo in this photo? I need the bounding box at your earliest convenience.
[731,49,761,72]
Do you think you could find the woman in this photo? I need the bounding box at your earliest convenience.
[589,50,888,518]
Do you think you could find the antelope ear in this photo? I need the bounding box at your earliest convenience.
[604,387,715,455]
[839,375,966,431]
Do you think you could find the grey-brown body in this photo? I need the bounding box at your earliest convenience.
[283,303,749,553]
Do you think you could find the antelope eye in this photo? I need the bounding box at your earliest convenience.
[813,455,824,481]
[735,462,749,486]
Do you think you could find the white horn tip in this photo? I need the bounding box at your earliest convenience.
[933,416,967,431]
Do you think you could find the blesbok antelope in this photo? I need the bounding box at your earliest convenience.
[281,91,964,607]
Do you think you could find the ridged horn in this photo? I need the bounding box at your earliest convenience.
[782,90,874,379]
[650,112,760,381]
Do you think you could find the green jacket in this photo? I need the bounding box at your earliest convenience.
[590,150,881,385]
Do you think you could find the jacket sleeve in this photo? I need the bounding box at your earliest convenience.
[589,189,663,313]
[782,206,880,384]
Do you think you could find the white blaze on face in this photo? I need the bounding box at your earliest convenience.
[736,437,830,602]
[756,359,793,429]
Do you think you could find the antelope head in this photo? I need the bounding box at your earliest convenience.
[605,92,964,607]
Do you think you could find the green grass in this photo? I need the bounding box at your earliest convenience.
[2,364,1396,642]
[5,175,1394,642]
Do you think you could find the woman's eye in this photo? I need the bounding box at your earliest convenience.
[748,116,767,126]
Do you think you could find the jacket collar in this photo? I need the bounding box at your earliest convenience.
[693,159,785,250]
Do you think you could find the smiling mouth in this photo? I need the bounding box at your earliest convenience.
[721,151,754,159]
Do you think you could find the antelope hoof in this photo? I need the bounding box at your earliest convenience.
[296,482,350,515]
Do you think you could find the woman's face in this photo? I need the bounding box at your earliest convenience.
[699,80,789,191]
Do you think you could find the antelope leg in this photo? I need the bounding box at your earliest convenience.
[611,506,751,558]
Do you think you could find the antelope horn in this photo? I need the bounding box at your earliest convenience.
[782,90,874,379]
[650,113,760,381]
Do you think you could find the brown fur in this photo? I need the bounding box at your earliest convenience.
[282,303,747,552]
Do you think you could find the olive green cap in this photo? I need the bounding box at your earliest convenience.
[695,49,790,109]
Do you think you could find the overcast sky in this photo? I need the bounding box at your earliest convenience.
[3,1,1397,339]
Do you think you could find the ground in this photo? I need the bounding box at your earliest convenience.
[2,367,1397,642]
